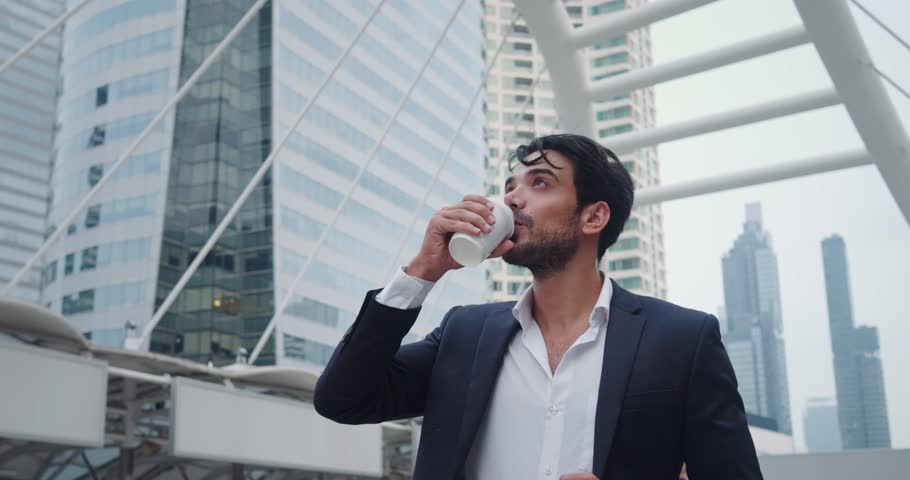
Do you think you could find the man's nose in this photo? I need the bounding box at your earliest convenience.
[504,187,524,211]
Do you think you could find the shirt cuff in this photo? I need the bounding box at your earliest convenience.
[374,267,436,310]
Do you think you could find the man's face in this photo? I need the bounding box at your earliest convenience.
[501,149,582,277]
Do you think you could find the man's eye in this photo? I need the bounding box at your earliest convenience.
[533,178,547,187]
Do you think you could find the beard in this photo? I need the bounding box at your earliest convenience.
[502,211,581,278]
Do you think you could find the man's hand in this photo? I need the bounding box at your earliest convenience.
[406,195,514,282]
[560,474,598,480]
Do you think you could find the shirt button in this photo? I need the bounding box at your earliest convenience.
[548,405,559,415]
[545,466,552,475]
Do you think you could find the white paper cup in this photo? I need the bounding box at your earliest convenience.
[448,198,514,267]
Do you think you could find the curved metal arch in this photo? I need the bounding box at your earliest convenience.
[511,0,595,137]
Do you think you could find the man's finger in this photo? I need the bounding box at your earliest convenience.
[462,194,494,209]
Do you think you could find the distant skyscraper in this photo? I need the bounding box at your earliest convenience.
[721,203,791,433]
[821,234,891,449]
[0,0,63,303]
[803,397,842,453]
[483,0,666,302]
[42,0,486,365]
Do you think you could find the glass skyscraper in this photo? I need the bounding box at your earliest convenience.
[803,397,842,453]
[821,234,891,449]
[721,203,792,433]
[0,1,63,304]
[43,0,487,366]
[483,0,667,303]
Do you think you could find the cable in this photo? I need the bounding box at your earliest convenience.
[866,62,910,103]
[849,0,910,54]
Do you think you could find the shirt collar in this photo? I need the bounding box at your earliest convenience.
[511,273,613,330]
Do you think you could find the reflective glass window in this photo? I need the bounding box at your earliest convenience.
[66,29,173,86]
[68,0,177,46]
[279,6,340,59]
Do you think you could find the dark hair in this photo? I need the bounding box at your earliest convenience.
[508,133,634,260]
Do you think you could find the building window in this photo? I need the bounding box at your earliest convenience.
[617,276,642,290]
[491,281,502,292]
[591,1,625,15]
[96,84,109,107]
[594,35,627,50]
[593,52,629,68]
[513,59,533,71]
[609,257,641,271]
[508,282,522,295]
[508,264,527,275]
[62,289,95,315]
[283,334,336,366]
[42,260,58,285]
[593,69,628,81]
[88,164,103,187]
[81,246,98,271]
[612,237,639,251]
[599,124,634,137]
[64,254,75,276]
[596,106,632,121]
[512,42,532,52]
[85,205,101,229]
[88,125,106,147]
[514,77,533,88]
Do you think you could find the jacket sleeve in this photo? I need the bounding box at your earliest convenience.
[683,314,764,480]
[313,289,457,424]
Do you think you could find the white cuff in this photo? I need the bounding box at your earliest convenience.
[374,267,436,310]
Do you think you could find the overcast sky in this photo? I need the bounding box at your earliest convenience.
[649,0,910,450]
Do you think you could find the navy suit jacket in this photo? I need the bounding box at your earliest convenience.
[314,281,763,480]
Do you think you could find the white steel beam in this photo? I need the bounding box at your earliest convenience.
[571,0,718,50]
[793,0,910,224]
[514,0,594,136]
[605,88,841,154]
[635,149,872,206]
[589,25,810,101]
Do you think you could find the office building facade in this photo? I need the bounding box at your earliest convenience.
[0,1,63,304]
[43,0,487,366]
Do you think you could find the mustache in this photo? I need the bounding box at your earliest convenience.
[513,210,534,228]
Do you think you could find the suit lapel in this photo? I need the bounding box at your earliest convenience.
[453,305,519,475]
[593,281,646,478]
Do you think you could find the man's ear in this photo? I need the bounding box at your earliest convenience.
[581,201,611,236]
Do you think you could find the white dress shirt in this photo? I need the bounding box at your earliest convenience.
[375,268,612,479]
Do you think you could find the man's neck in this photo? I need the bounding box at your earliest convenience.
[530,251,604,333]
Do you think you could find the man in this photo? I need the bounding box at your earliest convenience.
[314,134,762,479]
